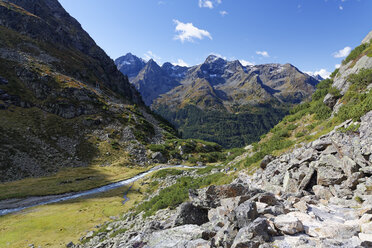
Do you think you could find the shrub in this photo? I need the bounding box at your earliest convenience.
[295,132,305,138]
[328,87,341,97]
[312,101,332,120]
[330,68,339,78]
[348,68,372,92]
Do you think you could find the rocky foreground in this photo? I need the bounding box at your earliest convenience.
[72,110,372,248]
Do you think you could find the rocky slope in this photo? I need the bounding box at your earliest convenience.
[0,0,179,182]
[75,31,372,248]
[116,55,319,148]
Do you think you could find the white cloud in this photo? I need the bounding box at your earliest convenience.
[198,0,222,9]
[256,51,270,57]
[220,10,228,16]
[173,19,212,43]
[199,0,213,8]
[305,69,331,79]
[239,59,255,66]
[333,46,351,58]
[335,64,341,69]
[339,5,343,10]
[144,51,161,62]
[172,59,189,67]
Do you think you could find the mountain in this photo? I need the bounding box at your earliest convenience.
[116,54,319,148]
[77,30,372,248]
[115,53,146,80]
[130,59,186,105]
[0,0,179,182]
[311,74,324,81]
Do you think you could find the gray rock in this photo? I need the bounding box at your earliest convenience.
[235,200,258,228]
[231,218,270,248]
[313,185,333,200]
[283,171,299,193]
[311,139,332,151]
[342,156,360,177]
[274,214,304,235]
[212,222,238,248]
[260,155,275,169]
[361,30,372,44]
[323,93,339,108]
[145,225,204,248]
[66,242,74,248]
[189,184,257,209]
[186,239,211,248]
[316,155,346,186]
[151,152,167,163]
[173,202,209,227]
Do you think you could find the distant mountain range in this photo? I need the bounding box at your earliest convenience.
[115,53,320,147]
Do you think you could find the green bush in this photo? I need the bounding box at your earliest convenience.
[311,101,332,120]
[328,87,341,97]
[348,68,372,92]
[147,144,167,153]
[295,132,305,138]
[330,68,339,78]
[336,68,372,121]
[337,123,361,133]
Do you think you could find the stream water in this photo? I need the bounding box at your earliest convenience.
[0,165,202,216]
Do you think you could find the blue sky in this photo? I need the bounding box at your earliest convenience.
[59,0,372,78]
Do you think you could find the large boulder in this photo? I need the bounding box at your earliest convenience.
[316,155,346,186]
[260,155,275,169]
[231,218,270,248]
[173,202,209,227]
[235,200,258,228]
[151,152,167,163]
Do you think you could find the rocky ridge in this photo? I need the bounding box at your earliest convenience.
[115,53,320,148]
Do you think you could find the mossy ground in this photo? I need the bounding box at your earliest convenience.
[0,165,148,200]
[0,181,145,248]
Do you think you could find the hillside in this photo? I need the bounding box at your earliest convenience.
[74,30,372,248]
[116,54,319,148]
[0,0,202,182]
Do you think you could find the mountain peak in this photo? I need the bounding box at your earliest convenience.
[115,53,146,79]
[205,54,226,64]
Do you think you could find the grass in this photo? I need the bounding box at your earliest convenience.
[151,168,184,179]
[136,172,234,217]
[0,165,148,200]
[0,182,144,248]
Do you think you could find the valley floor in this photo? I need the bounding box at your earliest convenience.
[0,165,149,247]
